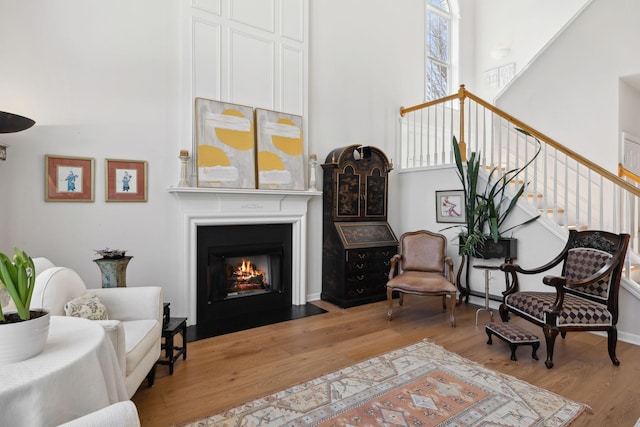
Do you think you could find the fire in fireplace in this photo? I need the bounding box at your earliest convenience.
[197,223,292,324]
[227,257,269,295]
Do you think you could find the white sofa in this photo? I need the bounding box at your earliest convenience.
[57,400,141,427]
[30,258,163,398]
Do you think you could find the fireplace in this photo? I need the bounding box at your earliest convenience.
[169,187,320,325]
[197,223,292,324]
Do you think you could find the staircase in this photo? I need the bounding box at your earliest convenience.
[399,85,640,285]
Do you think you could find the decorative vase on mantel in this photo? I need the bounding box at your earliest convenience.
[93,249,132,288]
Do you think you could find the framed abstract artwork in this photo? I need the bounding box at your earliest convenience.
[436,190,465,223]
[255,108,305,190]
[45,155,95,202]
[105,159,148,202]
[194,97,256,189]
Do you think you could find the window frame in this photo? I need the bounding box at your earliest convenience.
[425,0,458,101]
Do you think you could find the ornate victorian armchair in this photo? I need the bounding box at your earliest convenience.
[499,230,630,368]
[386,230,457,327]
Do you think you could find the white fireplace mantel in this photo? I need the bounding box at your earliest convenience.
[168,187,322,324]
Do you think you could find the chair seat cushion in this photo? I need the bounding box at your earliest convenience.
[122,320,161,376]
[387,271,457,294]
[505,291,612,326]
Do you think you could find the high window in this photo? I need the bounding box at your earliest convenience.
[426,0,452,100]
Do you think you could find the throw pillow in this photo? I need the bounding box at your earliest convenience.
[64,293,109,320]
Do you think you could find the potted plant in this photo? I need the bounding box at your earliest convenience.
[0,248,50,364]
[452,130,541,258]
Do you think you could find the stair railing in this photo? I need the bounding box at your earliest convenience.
[399,85,640,281]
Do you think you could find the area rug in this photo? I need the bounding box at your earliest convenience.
[181,340,589,426]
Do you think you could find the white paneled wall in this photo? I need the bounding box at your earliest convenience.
[188,0,307,116]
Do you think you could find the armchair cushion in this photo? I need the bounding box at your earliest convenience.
[564,248,612,300]
[387,270,457,293]
[505,291,612,326]
[64,293,109,320]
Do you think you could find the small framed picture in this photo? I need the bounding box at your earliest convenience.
[105,159,148,202]
[45,155,95,202]
[436,190,466,223]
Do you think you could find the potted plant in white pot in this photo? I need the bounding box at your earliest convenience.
[0,248,50,364]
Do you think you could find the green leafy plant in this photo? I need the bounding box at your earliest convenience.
[451,129,541,256]
[0,248,36,322]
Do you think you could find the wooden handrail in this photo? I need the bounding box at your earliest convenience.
[400,85,640,198]
[619,163,640,185]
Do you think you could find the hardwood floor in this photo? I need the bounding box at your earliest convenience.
[132,297,640,426]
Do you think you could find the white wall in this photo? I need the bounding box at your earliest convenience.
[472,0,589,101]
[619,78,640,153]
[496,0,640,173]
[0,1,184,306]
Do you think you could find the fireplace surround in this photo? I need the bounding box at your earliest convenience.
[169,187,320,325]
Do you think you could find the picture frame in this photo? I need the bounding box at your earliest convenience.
[194,97,256,189]
[436,190,465,223]
[255,108,305,190]
[45,155,95,202]
[105,159,148,202]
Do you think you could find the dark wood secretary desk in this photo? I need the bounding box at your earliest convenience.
[321,145,398,308]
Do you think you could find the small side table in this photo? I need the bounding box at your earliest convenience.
[157,317,187,374]
[473,264,501,326]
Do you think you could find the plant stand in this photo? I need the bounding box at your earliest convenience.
[456,237,517,304]
[94,256,133,288]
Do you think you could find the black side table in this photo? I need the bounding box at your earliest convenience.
[157,317,187,374]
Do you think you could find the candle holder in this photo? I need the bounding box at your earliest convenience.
[178,150,190,187]
[308,154,317,191]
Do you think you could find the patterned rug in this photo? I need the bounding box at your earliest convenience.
[182,340,589,426]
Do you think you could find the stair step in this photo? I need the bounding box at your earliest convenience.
[539,208,566,214]
[567,225,589,231]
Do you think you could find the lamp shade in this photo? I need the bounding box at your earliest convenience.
[0,111,35,133]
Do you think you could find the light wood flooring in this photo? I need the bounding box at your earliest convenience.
[132,297,640,426]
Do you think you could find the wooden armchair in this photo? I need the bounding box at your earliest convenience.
[386,230,457,327]
[499,230,630,368]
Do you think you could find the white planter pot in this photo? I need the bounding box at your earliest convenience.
[0,311,50,364]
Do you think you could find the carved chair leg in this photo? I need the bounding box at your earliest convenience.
[543,325,559,369]
[498,304,510,322]
[386,287,394,321]
[441,295,446,312]
[399,293,404,306]
[608,326,620,366]
[448,292,456,327]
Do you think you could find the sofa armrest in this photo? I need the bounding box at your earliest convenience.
[93,287,163,323]
[94,319,126,378]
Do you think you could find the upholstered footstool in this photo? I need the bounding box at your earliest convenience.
[486,322,540,361]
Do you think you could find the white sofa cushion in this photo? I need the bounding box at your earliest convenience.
[122,320,161,376]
